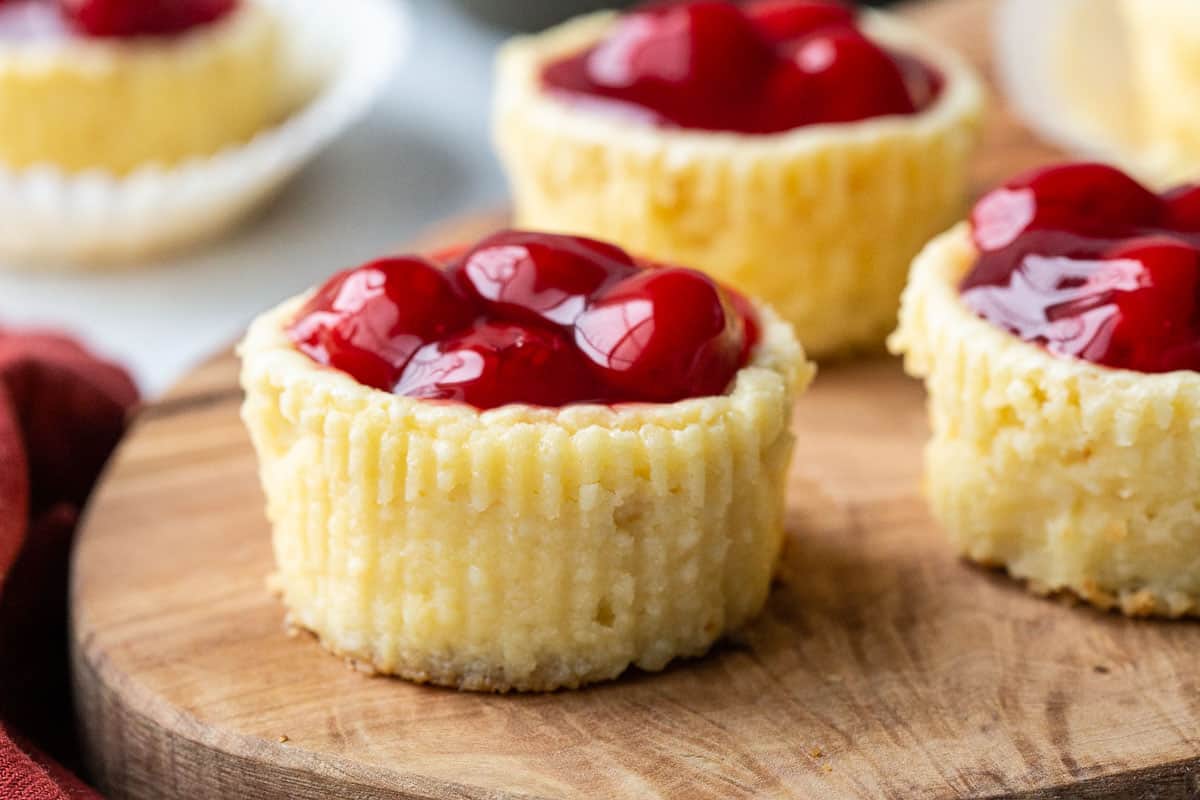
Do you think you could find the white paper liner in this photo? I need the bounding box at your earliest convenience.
[994,0,1191,188]
[0,0,407,269]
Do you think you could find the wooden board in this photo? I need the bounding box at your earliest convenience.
[71,1,1200,797]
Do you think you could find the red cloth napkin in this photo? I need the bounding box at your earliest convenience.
[0,330,138,800]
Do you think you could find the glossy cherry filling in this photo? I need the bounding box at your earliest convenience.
[961,163,1200,374]
[540,0,942,134]
[0,0,237,39]
[288,230,761,409]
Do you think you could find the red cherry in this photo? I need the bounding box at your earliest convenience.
[971,163,1163,252]
[452,230,637,329]
[586,1,775,103]
[60,0,236,37]
[756,60,820,131]
[744,0,855,43]
[1082,237,1200,372]
[288,257,475,391]
[574,268,745,403]
[1163,184,1200,232]
[395,321,603,409]
[787,28,915,124]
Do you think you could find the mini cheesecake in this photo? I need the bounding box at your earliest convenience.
[891,162,1200,617]
[495,0,983,359]
[0,0,280,174]
[240,230,812,691]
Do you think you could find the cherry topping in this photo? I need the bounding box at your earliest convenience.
[60,0,237,37]
[744,0,855,43]
[970,163,1163,252]
[574,268,744,403]
[395,321,603,408]
[542,0,939,135]
[288,257,475,391]
[1086,238,1200,372]
[962,163,1200,374]
[452,230,637,329]
[290,231,759,408]
[785,27,915,124]
[587,1,775,105]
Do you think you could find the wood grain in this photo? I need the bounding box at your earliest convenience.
[72,1,1200,797]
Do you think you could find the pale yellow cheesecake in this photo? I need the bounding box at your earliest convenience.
[0,0,280,174]
[890,223,1200,617]
[240,282,811,691]
[494,8,984,359]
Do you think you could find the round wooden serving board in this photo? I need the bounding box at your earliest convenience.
[71,1,1200,798]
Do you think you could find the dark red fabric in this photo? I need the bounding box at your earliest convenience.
[0,329,138,800]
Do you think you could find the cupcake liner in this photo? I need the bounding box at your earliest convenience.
[0,0,407,269]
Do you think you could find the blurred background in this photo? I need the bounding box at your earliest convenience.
[0,0,966,395]
[449,0,895,31]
